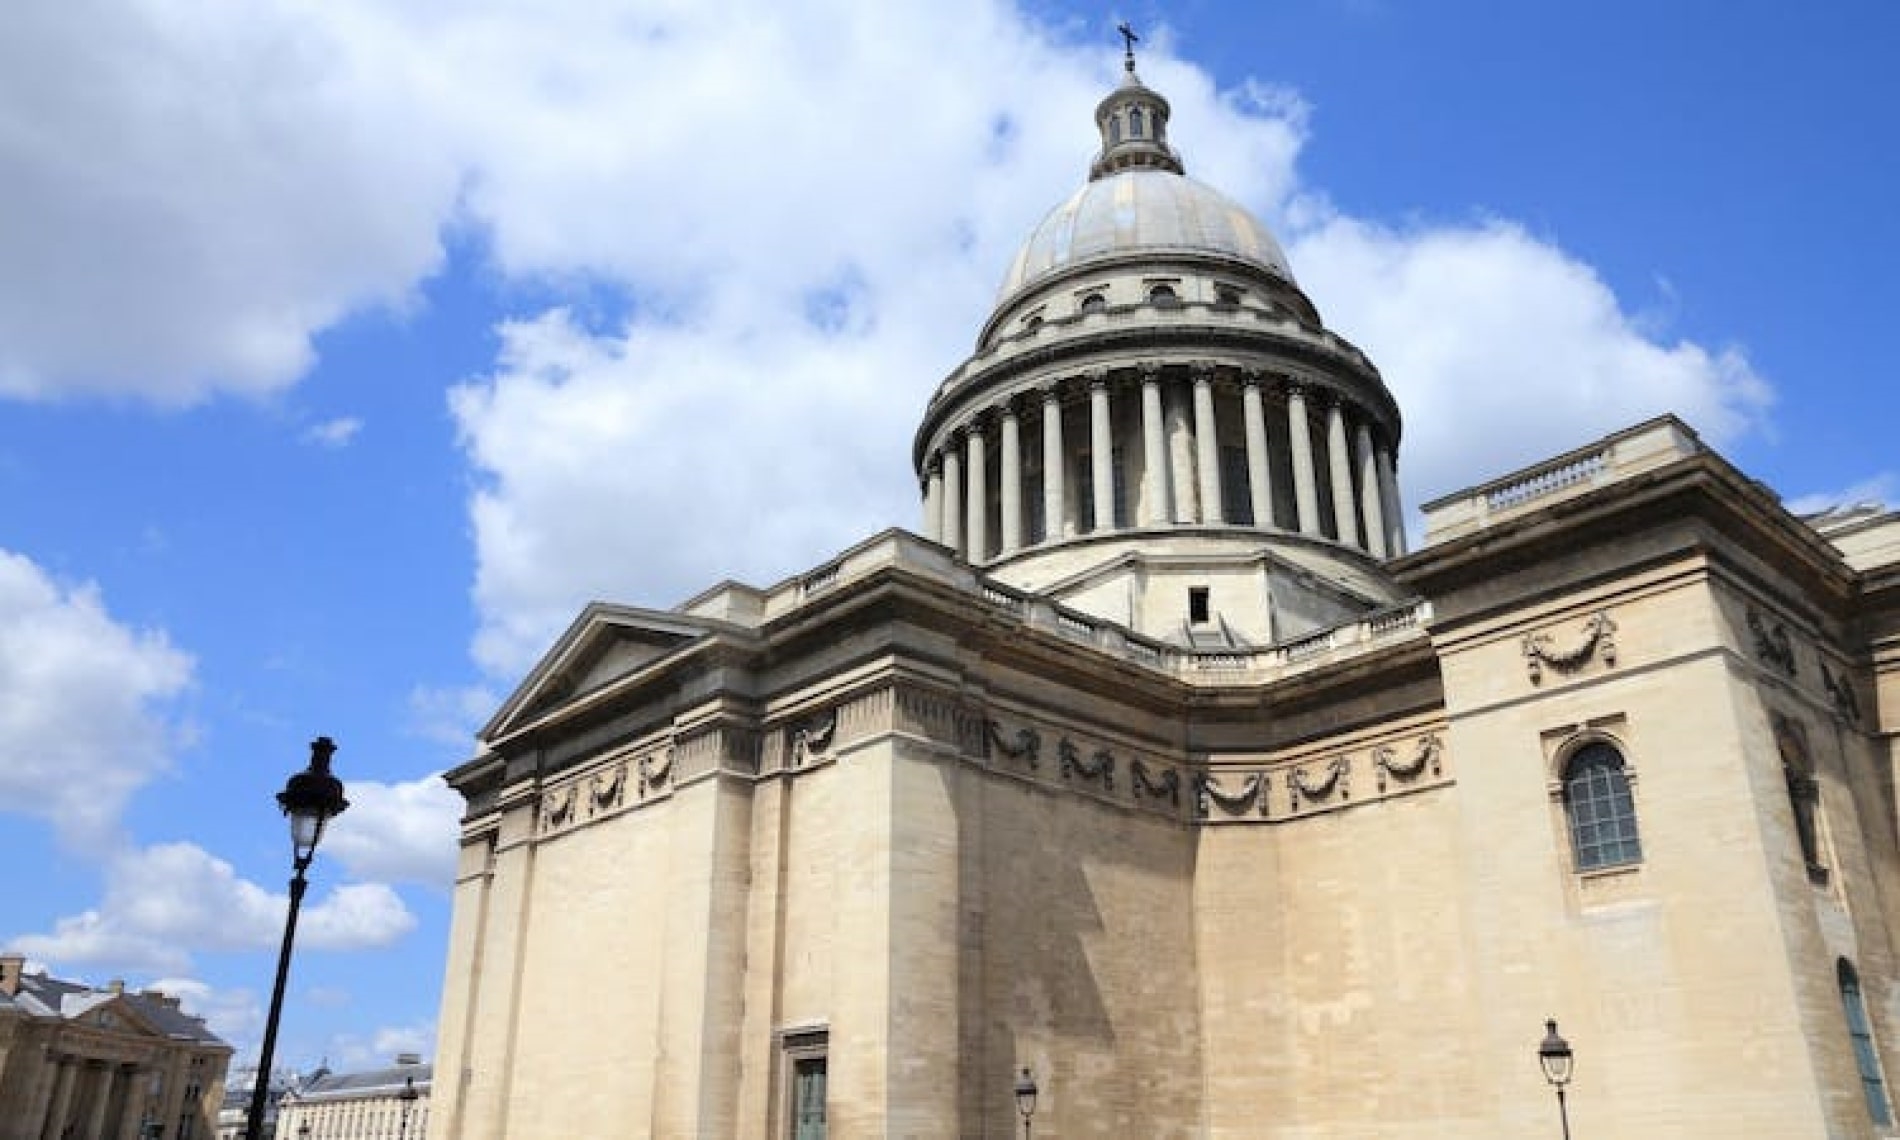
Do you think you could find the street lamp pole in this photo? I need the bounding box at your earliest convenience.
[1538,1018,1575,1140]
[398,1075,419,1140]
[245,738,350,1140]
[1014,1067,1038,1139]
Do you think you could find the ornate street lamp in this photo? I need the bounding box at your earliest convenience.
[297,1123,312,1140]
[398,1075,419,1140]
[1538,1018,1575,1140]
[1014,1066,1038,1139]
[245,738,349,1140]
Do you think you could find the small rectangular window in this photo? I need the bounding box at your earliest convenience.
[1189,587,1210,625]
[781,1027,829,1140]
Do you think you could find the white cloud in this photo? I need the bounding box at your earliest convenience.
[0,549,195,850]
[304,416,364,448]
[10,842,416,975]
[1289,216,1773,507]
[322,1020,436,1071]
[320,775,462,888]
[406,683,499,749]
[0,0,458,405]
[1784,475,1896,517]
[0,1,1782,679]
[146,976,265,1051]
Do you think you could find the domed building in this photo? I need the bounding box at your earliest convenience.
[915,59,1404,649]
[430,48,1900,1140]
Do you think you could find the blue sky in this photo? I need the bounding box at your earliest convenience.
[2,0,1894,1077]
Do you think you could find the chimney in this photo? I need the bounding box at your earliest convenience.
[0,954,23,997]
[106,979,125,995]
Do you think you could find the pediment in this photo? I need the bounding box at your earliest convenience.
[482,603,718,741]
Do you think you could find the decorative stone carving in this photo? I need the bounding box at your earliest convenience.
[1821,662,1860,725]
[1373,734,1442,792]
[1289,756,1348,808]
[1196,772,1266,818]
[638,748,674,797]
[1523,610,1617,683]
[542,784,577,830]
[1058,738,1115,790]
[1746,608,1797,678]
[790,711,837,768]
[1130,758,1179,806]
[987,721,1042,768]
[588,760,627,816]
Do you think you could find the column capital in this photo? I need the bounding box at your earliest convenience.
[1281,376,1309,400]
[1084,367,1110,391]
[1240,369,1267,391]
[1137,361,1163,384]
[1039,380,1065,404]
[997,396,1021,421]
[1189,359,1218,381]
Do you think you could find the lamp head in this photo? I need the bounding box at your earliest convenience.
[278,737,350,864]
[1538,1018,1574,1087]
[1014,1066,1038,1119]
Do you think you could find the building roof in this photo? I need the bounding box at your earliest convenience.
[293,1061,432,1103]
[996,169,1295,303]
[0,966,228,1047]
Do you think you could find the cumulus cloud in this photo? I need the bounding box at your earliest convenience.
[0,549,195,850]
[1784,475,1896,517]
[146,976,265,1050]
[406,682,500,749]
[303,416,364,448]
[320,774,462,888]
[0,0,1784,678]
[1289,216,1774,506]
[10,842,416,975]
[323,1020,436,1071]
[0,0,457,404]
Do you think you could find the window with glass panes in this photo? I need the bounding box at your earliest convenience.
[1562,742,1641,870]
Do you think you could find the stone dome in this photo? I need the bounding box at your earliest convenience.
[996,169,1296,304]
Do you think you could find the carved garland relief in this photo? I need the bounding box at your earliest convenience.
[1523,611,1616,684]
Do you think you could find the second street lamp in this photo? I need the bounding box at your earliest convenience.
[1538,1018,1575,1140]
[398,1075,419,1140]
[1014,1067,1038,1139]
[245,737,350,1140]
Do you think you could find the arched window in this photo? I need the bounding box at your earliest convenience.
[1079,293,1107,315]
[1840,960,1894,1126]
[1562,741,1641,870]
[1127,107,1145,138]
[1147,283,1178,306]
[1108,117,1122,143]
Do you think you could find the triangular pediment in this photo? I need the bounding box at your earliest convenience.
[482,603,719,741]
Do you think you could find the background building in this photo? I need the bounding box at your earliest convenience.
[428,51,1900,1138]
[0,954,230,1140]
[275,1055,430,1140]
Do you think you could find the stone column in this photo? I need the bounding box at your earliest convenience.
[1191,364,1223,524]
[83,1061,114,1140]
[114,1063,145,1140]
[1285,383,1321,536]
[965,421,988,562]
[1139,365,1168,526]
[1377,446,1406,556]
[1089,373,1113,531]
[1355,423,1388,558]
[922,461,942,544]
[1325,399,1361,547]
[1242,374,1272,527]
[1165,385,1197,522]
[999,404,1023,555]
[1041,386,1066,539]
[940,441,963,557]
[36,1055,75,1140]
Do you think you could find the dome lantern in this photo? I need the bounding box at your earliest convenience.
[1091,24,1184,180]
